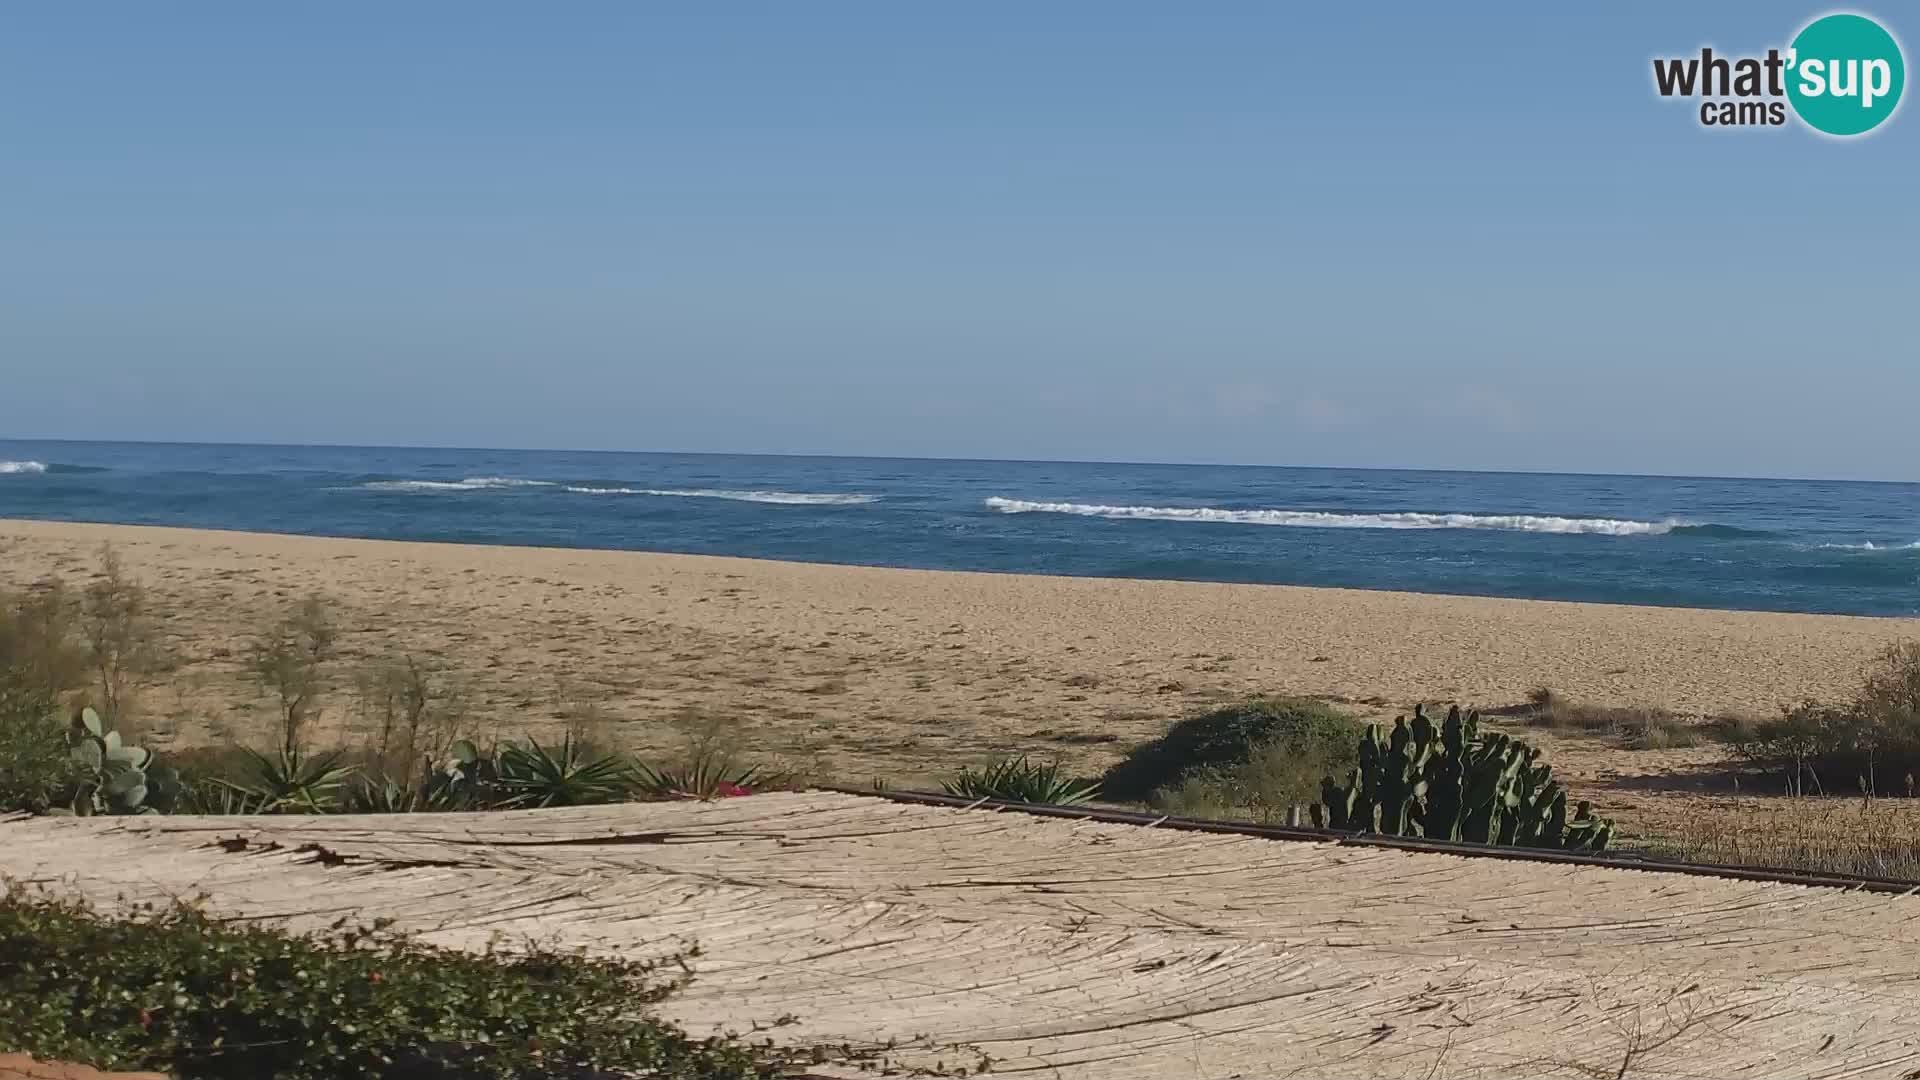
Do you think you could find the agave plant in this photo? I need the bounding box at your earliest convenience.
[177,778,272,816]
[214,747,357,814]
[493,735,631,808]
[942,755,1101,806]
[346,775,468,814]
[629,748,771,801]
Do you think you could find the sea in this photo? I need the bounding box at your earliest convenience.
[3,440,1918,617]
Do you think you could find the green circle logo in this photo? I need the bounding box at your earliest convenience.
[1787,13,1905,135]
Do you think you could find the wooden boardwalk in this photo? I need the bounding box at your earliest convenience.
[6,792,1917,1078]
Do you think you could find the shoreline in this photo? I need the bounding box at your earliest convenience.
[3,514,1911,623]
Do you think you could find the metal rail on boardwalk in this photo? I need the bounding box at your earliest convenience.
[824,785,1920,897]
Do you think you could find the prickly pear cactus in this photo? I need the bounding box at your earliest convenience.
[1314,704,1614,852]
[56,705,167,815]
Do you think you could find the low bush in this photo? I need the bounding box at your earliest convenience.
[161,736,782,815]
[1148,736,1358,823]
[0,703,75,815]
[1728,643,1920,795]
[1101,697,1359,806]
[0,884,786,1079]
[0,581,89,814]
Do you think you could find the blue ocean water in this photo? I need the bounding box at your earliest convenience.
[3,440,1918,617]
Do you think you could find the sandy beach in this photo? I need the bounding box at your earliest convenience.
[5,517,1916,804]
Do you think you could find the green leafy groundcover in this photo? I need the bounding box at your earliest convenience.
[0,884,792,1079]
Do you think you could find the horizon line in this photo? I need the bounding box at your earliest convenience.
[2,435,1914,487]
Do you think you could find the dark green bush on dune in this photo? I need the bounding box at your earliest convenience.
[1101,697,1360,815]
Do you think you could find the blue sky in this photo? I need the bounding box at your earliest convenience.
[1,3,1913,479]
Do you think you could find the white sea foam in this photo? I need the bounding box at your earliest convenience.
[565,486,879,505]
[1818,540,1920,552]
[984,497,1673,536]
[0,460,48,475]
[362,476,556,492]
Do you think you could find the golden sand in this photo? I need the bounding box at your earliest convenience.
[5,517,1913,797]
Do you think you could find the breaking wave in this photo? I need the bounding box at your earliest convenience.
[0,460,48,475]
[984,497,1686,536]
[361,476,556,492]
[355,477,878,504]
[564,486,879,505]
[1817,540,1920,552]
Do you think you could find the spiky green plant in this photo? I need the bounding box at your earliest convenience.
[493,735,631,808]
[176,778,271,816]
[942,756,1101,806]
[344,775,468,814]
[213,747,357,814]
[628,748,772,801]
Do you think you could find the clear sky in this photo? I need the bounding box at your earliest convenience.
[1,3,1913,479]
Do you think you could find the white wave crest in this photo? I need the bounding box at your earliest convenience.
[1818,541,1920,552]
[362,476,556,492]
[984,497,1672,536]
[0,460,48,475]
[566,486,879,505]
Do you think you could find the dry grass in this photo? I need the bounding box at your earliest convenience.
[1630,796,1920,879]
[1527,686,1707,750]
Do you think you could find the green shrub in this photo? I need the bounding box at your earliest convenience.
[0,581,90,813]
[1101,697,1359,804]
[942,755,1100,805]
[165,736,793,815]
[349,735,645,813]
[1728,643,1920,794]
[1148,735,1356,823]
[0,700,76,815]
[4,703,179,817]
[0,883,784,1079]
